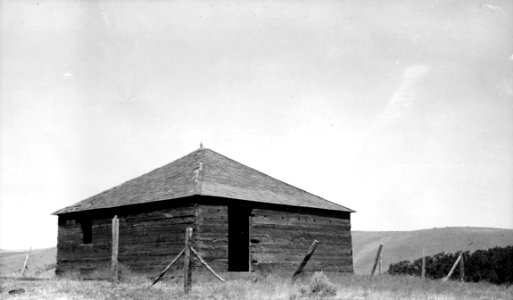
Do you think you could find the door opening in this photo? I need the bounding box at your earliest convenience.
[228,205,251,271]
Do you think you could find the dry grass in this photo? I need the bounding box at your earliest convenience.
[0,273,512,300]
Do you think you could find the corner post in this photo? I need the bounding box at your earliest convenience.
[459,254,465,282]
[111,215,119,283]
[184,227,193,293]
[421,247,426,278]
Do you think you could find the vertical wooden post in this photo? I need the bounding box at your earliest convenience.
[370,244,383,276]
[248,210,253,273]
[20,247,31,277]
[291,240,319,282]
[421,247,426,278]
[111,215,119,284]
[184,227,193,294]
[459,254,465,282]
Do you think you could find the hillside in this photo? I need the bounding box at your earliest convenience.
[0,247,56,277]
[352,227,513,275]
[1,227,512,277]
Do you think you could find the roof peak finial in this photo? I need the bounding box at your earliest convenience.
[200,141,203,149]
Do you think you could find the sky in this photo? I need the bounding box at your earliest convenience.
[1,0,512,250]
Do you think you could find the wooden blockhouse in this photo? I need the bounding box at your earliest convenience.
[53,147,355,276]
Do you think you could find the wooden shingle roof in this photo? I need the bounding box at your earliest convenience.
[53,148,354,214]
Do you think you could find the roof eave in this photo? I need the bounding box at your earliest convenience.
[51,193,355,215]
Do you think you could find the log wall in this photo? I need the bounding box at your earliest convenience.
[56,205,196,277]
[56,216,112,277]
[194,204,229,271]
[193,204,353,274]
[56,201,353,277]
[250,208,353,273]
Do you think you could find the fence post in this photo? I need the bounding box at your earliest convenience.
[378,250,382,275]
[421,247,426,278]
[442,253,462,282]
[20,247,32,277]
[459,254,465,282]
[370,244,383,276]
[291,240,319,282]
[184,227,193,294]
[111,215,119,283]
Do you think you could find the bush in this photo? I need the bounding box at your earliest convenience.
[309,271,337,296]
[388,246,513,284]
[290,271,337,299]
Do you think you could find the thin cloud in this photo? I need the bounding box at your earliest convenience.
[381,64,429,123]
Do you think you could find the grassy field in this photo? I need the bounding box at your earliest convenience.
[0,248,56,278]
[1,273,512,300]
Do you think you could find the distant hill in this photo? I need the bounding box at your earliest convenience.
[0,247,56,277]
[1,227,512,277]
[352,227,513,275]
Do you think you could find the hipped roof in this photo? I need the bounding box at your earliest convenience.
[53,148,354,215]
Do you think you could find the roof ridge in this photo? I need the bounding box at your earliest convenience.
[192,149,204,195]
[198,148,205,195]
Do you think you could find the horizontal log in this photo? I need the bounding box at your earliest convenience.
[122,222,194,232]
[120,233,187,240]
[123,217,195,228]
[251,245,352,255]
[251,239,351,248]
[252,250,352,259]
[58,244,111,251]
[58,256,110,263]
[252,215,349,227]
[58,245,187,259]
[197,220,228,227]
[252,262,353,273]
[124,208,196,221]
[251,230,351,242]
[197,214,228,221]
[252,225,351,235]
[120,235,186,244]
[196,225,229,233]
[119,248,188,257]
[251,232,351,241]
[197,205,227,214]
[59,228,194,243]
[58,255,110,261]
[57,231,82,238]
[193,249,227,259]
[252,255,353,265]
[195,244,227,252]
[195,235,228,242]
[125,216,195,226]
[194,242,228,249]
[252,209,349,222]
[119,247,185,256]
[117,254,186,265]
[252,222,350,232]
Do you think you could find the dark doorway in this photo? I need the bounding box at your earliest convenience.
[228,205,251,271]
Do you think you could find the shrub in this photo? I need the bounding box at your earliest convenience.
[290,271,337,299]
[309,271,337,296]
[388,246,513,284]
